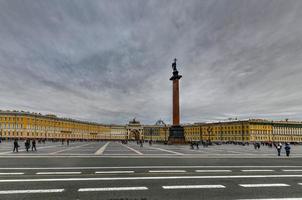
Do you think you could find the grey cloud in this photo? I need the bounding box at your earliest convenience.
[0,0,302,124]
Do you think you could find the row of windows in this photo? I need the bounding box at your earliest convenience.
[0,116,105,130]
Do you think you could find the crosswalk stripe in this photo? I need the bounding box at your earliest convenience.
[148,147,183,155]
[239,183,289,188]
[0,189,64,194]
[94,142,110,155]
[78,187,148,192]
[120,144,143,155]
[50,143,92,155]
[162,185,225,189]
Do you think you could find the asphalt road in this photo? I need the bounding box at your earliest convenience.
[1,141,302,200]
[1,157,302,200]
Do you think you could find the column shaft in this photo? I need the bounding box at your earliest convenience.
[172,79,180,125]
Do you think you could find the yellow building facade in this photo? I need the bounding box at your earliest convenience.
[0,111,110,140]
[1,111,302,143]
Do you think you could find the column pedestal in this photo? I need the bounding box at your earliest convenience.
[168,125,185,144]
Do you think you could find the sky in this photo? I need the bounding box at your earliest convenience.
[0,0,302,125]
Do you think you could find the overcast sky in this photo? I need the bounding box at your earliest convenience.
[1,0,302,125]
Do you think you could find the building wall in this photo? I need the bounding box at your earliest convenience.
[184,122,250,142]
[0,112,110,140]
[2,111,302,143]
[110,125,127,140]
[143,126,169,141]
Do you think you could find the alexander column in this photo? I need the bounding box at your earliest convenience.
[168,58,185,144]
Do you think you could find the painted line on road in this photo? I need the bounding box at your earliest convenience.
[239,183,289,188]
[149,170,186,173]
[162,185,225,189]
[0,166,302,170]
[241,170,275,172]
[0,144,61,155]
[120,144,143,155]
[50,143,92,155]
[283,169,302,172]
[149,147,183,155]
[0,189,64,194]
[95,171,134,174]
[237,198,302,200]
[0,173,24,175]
[195,170,232,173]
[1,174,302,183]
[36,172,82,175]
[94,142,110,155]
[78,187,148,192]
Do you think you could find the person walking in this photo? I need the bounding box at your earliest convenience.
[285,143,291,157]
[25,140,30,152]
[276,143,282,156]
[190,141,194,149]
[13,139,19,152]
[32,139,37,151]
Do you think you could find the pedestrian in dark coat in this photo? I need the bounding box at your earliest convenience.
[32,140,37,151]
[285,143,291,157]
[13,139,19,152]
[25,140,30,152]
[276,143,282,156]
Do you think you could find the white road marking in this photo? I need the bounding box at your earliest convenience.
[283,169,302,172]
[94,142,110,155]
[241,170,275,172]
[237,198,302,200]
[239,183,289,188]
[195,170,231,173]
[78,187,148,192]
[149,170,186,173]
[149,147,183,155]
[0,165,300,170]
[36,172,82,175]
[1,174,302,182]
[0,144,61,155]
[162,185,225,189]
[120,144,143,155]
[95,171,134,174]
[0,189,64,194]
[0,173,24,175]
[50,143,92,155]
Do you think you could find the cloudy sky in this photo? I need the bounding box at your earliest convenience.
[0,0,302,124]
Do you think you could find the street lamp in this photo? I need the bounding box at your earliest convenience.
[164,124,167,143]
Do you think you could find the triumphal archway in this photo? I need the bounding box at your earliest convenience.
[126,118,144,141]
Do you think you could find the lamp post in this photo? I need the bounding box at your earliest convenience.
[164,125,167,143]
[199,125,202,142]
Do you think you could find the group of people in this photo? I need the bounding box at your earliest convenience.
[190,141,199,149]
[13,139,37,153]
[275,142,291,157]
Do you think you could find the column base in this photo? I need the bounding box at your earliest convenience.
[168,125,186,144]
